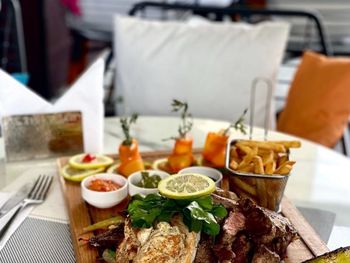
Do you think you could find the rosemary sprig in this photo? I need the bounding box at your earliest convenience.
[172,99,193,139]
[120,113,138,146]
[223,109,248,135]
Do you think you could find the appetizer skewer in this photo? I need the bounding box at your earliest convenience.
[202,109,247,168]
[166,99,195,173]
[117,114,145,177]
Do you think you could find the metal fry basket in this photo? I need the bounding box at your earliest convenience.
[225,78,290,212]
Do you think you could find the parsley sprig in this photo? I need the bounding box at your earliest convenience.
[223,108,248,135]
[120,113,138,146]
[172,99,193,139]
[127,194,227,236]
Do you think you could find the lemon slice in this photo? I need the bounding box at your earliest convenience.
[107,163,120,174]
[69,154,114,169]
[61,165,105,182]
[152,158,171,173]
[153,158,200,174]
[158,173,215,199]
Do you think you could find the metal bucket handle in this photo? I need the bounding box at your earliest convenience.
[249,78,273,141]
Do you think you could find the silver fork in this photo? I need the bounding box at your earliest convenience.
[0,175,53,240]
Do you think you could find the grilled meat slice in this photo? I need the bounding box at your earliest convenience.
[251,245,280,263]
[194,234,215,263]
[87,223,124,249]
[212,193,239,211]
[214,188,239,201]
[231,233,252,263]
[239,198,297,259]
[213,210,246,262]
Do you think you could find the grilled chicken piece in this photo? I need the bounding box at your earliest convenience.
[133,220,200,263]
[133,222,185,263]
[115,219,153,263]
[171,215,200,263]
[115,216,199,263]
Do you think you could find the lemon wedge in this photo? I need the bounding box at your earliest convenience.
[158,173,215,199]
[61,165,105,182]
[69,154,114,170]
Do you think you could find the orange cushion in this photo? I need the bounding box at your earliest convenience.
[277,51,350,147]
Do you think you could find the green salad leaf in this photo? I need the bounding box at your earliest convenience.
[127,194,227,236]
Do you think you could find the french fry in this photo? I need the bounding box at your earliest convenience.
[237,163,254,173]
[237,146,258,169]
[237,140,286,153]
[236,144,253,155]
[230,147,240,160]
[277,154,289,167]
[274,140,301,149]
[261,150,274,165]
[229,139,299,176]
[229,159,238,170]
[231,177,257,196]
[265,160,276,174]
[252,156,264,174]
[256,180,268,208]
[274,164,293,175]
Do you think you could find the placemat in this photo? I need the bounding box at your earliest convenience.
[0,217,75,263]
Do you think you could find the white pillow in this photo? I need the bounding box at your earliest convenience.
[114,16,289,127]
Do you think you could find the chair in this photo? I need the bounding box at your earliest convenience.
[125,2,350,156]
[0,0,27,76]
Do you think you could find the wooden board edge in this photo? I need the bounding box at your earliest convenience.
[281,197,329,257]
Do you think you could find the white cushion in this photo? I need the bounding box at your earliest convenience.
[114,16,289,127]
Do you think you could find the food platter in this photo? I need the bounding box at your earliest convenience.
[57,149,329,263]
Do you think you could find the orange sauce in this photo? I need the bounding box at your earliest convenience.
[88,179,122,192]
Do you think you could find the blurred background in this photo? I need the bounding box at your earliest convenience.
[1,0,350,116]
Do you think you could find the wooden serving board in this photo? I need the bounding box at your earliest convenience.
[57,150,329,263]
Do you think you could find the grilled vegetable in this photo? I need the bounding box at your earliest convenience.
[82,216,124,233]
[303,246,350,263]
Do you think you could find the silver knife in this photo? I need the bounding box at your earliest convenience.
[0,183,32,218]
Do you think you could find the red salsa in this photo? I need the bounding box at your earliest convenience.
[88,179,121,192]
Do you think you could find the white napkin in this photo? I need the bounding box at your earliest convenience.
[0,192,33,250]
[0,58,105,153]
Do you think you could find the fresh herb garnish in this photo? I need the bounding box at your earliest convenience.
[127,194,227,236]
[171,99,193,139]
[136,172,162,189]
[120,113,138,146]
[223,108,248,135]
